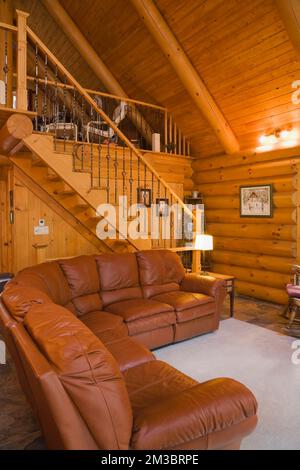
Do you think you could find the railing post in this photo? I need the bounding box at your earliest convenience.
[16,10,29,110]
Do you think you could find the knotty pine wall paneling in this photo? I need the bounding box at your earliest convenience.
[193,148,300,304]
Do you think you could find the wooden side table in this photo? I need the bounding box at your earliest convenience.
[206,272,236,317]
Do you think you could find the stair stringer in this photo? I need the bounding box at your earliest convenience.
[21,133,151,252]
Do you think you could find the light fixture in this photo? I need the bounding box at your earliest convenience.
[258,128,299,149]
[194,234,213,275]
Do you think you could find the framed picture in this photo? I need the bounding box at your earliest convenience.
[156,198,169,217]
[240,184,273,218]
[137,188,152,207]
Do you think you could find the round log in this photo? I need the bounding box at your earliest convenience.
[204,192,296,209]
[195,175,296,195]
[214,237,297,258]
[213,263,292,289]
[206,223,297,241]
[235,280,287,305]
[194,159,298,184]
[193,145,300,172]
[206,208,296,224]
[212,250,294,274]
[0,114,33,154]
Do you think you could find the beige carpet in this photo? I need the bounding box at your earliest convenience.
[155,318,300,450]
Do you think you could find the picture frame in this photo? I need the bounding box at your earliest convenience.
[137,188,152,207]
[156,198,169,217]
[240,184,273,218]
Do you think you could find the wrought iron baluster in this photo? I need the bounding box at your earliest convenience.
[114,143,118,205]
[81,96,85,170]
[3,31,9,106]
[72,87,76,139]
[106,141,110,204]
[97,144,101,188]
[151,172,154,204]
[34,44,39,130]
[90,142,94,188]
[129,149,133,206]
[122,142,126,198]
[63,74,67,152]
[42,53,48,130]
[54,65,58,150]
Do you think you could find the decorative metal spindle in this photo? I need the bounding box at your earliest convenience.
[72,87,76,131]
[144,163,147,190]
[81,96,85,170]
[3,31,9,106]
[129,149,133,206]
[97,144,101,188]
[122,142,126,197]
[158,179,161,200]
[63,75,67,152]
[34,44,39,130]
[42,53,48,130]
[54,65,58,150]
[114,143,118,205]
[170,193,174,247]
[137,157,140,192]
[90,142,94,188]
[106,141,110,204]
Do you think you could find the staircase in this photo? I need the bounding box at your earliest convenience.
[1,13,195,254]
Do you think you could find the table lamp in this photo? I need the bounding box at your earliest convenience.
[194,234,213,275]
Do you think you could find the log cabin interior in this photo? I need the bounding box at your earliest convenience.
[0,0,300,453]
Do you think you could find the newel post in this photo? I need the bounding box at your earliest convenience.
[16,10,29,110]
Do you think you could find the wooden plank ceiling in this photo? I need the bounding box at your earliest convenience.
[13,0,300,158]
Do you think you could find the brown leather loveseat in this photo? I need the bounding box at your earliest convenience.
[0,249,258,450]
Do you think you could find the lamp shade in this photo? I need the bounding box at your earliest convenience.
[194,234,213,251]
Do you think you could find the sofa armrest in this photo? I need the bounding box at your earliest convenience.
[180,273,225,297]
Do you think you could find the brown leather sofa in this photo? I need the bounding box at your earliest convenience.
[0,250,258,450]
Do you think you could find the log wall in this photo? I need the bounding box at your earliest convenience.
[193,147,300,304]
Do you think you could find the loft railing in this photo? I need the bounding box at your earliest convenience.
[0,12,190,157]
[0,11,198,250]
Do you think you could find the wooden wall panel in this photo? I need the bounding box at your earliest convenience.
[194,148,300,304]
[12,170,97,273]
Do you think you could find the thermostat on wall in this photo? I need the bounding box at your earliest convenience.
[34,225,49,235]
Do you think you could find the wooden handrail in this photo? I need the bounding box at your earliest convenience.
[25,75,166,111]
[26,25,195,221]
[0,21,18,32]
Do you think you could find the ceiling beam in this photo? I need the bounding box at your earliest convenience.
[276,0,300,55]
[130,0,240,155]
[42,0,153,145]
[42,0,127,96]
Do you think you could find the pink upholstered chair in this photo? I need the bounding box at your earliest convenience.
[285,265,300,328]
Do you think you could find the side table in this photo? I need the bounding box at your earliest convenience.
[206,272,236,317]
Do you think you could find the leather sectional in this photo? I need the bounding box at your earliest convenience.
[0,249,258,450]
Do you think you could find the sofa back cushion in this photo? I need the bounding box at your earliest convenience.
[96,253,142,306]
[14,262,74,313]
[24,304,133,450]
[136,250,185,298]
[59,256,102,316]
[2,281,52,322]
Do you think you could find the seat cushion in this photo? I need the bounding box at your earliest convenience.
[105,337,155,372]
[105,298,174,322]
[151,291,214,322]
[124,361,257,450]
[80,311,128,344]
